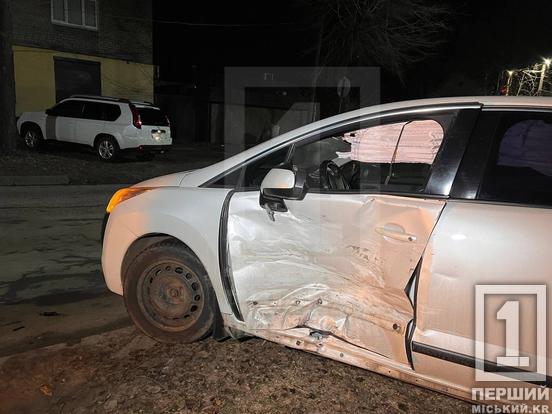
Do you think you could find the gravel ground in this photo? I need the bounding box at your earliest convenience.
[0,143,225,185]
[0,327,471,414]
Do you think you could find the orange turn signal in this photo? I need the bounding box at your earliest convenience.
[106,187,153,213]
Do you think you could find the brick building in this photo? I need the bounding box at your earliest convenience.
[11,0,153,115]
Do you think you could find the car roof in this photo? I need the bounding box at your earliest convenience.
[262,95,552,146]
[67,95,156,106]
[377,95,552,111]
[237,95,552,153]
[189,96,552,187]
[322,96,552,121]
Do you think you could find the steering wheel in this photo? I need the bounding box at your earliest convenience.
[319,160,351,191]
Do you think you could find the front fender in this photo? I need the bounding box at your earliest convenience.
[17,112,47,136]
[101,186,234,314]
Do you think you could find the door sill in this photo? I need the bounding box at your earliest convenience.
[248,326,471,402]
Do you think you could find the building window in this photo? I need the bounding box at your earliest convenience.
[51,0,98,30]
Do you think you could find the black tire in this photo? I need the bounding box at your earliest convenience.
[123,239,215,343]
[136,151,155,161]
[95,136,120,162]
[22,124,43,150]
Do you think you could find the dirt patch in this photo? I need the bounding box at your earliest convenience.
[0,143,224,185]
[0,327,471,413]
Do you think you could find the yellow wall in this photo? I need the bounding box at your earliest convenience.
[12,45,154,116]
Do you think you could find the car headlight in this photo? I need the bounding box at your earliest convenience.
[106,187,153,213]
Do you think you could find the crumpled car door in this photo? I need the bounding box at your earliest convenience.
[226,191,445,365]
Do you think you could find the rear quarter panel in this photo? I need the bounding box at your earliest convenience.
[413,201,552,387]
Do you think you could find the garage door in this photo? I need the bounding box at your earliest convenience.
[54,57,101,102]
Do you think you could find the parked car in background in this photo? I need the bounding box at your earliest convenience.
[102,96,552,404]
[17,95,172,161]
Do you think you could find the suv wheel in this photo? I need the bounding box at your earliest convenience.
[23,126,43,150]
[123,239,215,343]
[96,136,119,161]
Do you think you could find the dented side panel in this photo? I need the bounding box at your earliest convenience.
[412,201,552,388]
[227,191,445,364]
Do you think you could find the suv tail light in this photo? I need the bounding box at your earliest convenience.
[129,104,142,129]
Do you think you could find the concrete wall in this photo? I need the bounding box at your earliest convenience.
[13,45,154,115]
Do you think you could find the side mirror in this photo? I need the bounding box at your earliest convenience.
[260,168,306,219]
[45,108,54,116]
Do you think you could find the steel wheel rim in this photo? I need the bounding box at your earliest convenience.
[98,140,114,159]
[25,131,36,148]
[137,261,205,331]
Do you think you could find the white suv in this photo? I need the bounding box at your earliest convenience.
[17,95,172,161]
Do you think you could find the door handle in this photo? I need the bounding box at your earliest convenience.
[375,226,417,242]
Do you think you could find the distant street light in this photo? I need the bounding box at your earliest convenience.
[500,58,552,96]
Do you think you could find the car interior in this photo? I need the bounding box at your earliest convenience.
[480,118,552,205]
[291,134,432,193]
[241,118,446,194]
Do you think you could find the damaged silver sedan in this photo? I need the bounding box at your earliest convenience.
[102,96,552,404]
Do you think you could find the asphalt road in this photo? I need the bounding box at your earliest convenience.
[0,184,121,302]
[0,184,130,355]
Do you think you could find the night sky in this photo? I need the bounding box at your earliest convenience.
[153,0,552,102]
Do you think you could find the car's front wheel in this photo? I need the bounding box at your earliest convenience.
[123,239,215,343]
[22,125,43,150]
[95,136,120,162]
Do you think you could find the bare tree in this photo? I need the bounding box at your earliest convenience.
[305,0,453,79]
[0,0,16,153]
[500,62,552,97]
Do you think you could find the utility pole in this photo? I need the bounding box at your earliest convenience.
[505,70,513,96]
[310,17,324,122]
[0,0,17,153]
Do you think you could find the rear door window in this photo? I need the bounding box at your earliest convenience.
[479,112,552,206]
[138,107,169,126]
[83,102,121,121]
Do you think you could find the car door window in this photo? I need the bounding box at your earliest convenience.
[479,112,552,206]
[82,102,104,120]
[291,118,447,194]
[208,112,455,191]
[50,100,84,118]
[82,102,121,121]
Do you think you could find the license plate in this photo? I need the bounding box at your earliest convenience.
[151,129,166,141]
